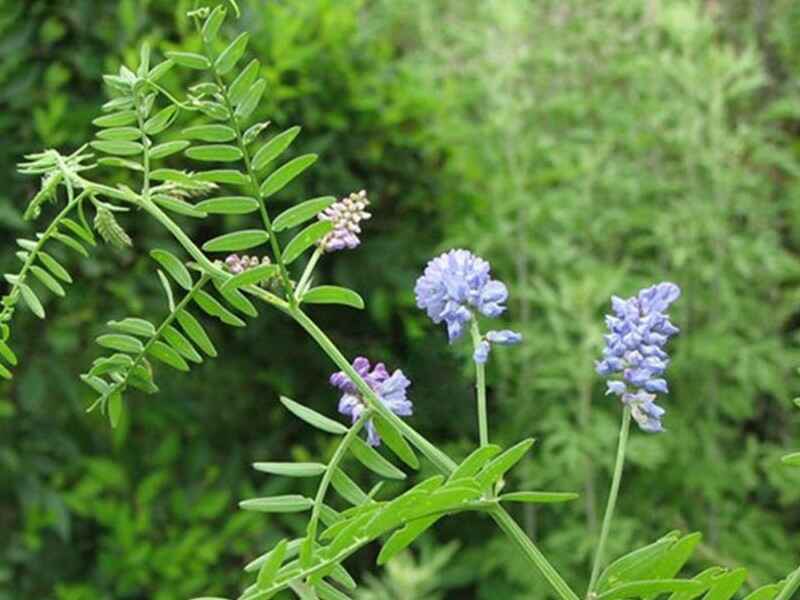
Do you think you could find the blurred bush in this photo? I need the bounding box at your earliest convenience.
[1,0,799,599]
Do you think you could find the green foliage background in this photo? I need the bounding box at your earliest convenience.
[1,0,799,598]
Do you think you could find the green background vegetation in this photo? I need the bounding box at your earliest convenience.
[1,1,799,598]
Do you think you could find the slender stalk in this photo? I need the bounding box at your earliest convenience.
[775,565,800,600]
[587,405,632,596]
[303,410,369,568]
[295,246,323,300]
[470,321,489,448]
[135,94,151,200]
[193,17,296,302]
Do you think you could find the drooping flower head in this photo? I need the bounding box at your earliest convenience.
[596,282,681,432]
[330,357,412,446]
[318,190,371,252]
[415,250,521,361]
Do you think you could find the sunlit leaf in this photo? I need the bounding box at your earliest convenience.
[260,154,317,198]
[196,196,259,214]
[215,32,249,75]
[272,196,335,232]
[252,126,301,171]
[279,396,347,434]
[302,286,364,310]
[166,51,210,70]
[281,221,331,265]
[150,249,192,290]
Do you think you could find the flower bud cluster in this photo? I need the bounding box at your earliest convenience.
[318,190,371,252]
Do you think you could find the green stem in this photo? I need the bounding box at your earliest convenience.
[288,306,580,600]
[303,410,369,568]
[587,405,632,596]
[135,94,151,200]
[193,17,296,303]
[776,565,800,600]
[470,321,489,448]
[295,246,323,300]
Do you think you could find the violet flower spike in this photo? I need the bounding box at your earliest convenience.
[330,356,412,446]
[318,190,371,252]
[596,282,681,432]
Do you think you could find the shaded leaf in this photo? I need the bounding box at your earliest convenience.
[280,396,347,434]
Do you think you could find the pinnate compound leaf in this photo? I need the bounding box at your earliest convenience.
[239,495,313,513]
[281,221,332,265]
[202,229,269,252]
[260,154,317,198]
[252,126,301,171]
[272,196,335,232]
[150,249,192,290]
[280,396,347,434]
[302,286,364,310]
[252,462,326,477]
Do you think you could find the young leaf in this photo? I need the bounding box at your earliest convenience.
[30,266,65,297]
[202,229,269,252]
[150,249,192,290]
[93,110,137,128]
[108,391,123,428]
[143,105,178,135]
[108,318,156,337]
[147,59,175,83]
[215,32,249,75]
[19,283,45,318]
[176,309,217,357]
[499,492,579,504]
[186,144,243,162]
[272,196,335,232]
[239,495,314,513]
[196,196,259,214]
[228,59,260,106]
[377,515,439,566]
[260,154,318,198]
[202,5,226,42]
[279,396,348,434]
[147,340,190,371]
[220,264,278,291]
[150,140,190,159]
[96,334,144,354]
[193,290,246,327]
[256,538,287,590]
[235,79,266,121]
[252,462,327,477]
[350,436,406,480]
[182,124,237,142]
[0,340,19,366]
[373,415,419,470]
[252,126,301,171]
[281,221,332,265]
[166,51,210,70]
[302,286,364,310]
[90,140,143,157]
[37,252,72,283]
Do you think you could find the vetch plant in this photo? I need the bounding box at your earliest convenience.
[2,3,799,599]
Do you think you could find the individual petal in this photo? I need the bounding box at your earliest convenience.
[474,340,491,364]
[486,329,523,345]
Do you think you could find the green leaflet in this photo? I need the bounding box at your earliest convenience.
[162,326,202,363]
[252,126,301,171]
[500,492,579,504]
[377,515,439,566]
[256,538,286,590]
[182,124,237,142]
[30,265,65,297]
[143,105,177,135]
[19,283,45,318]
[93,110,137,127]
[202,5,226,42]
[215,32,249,75]
[228,59,260,106]
[599,580,706,600]
[176,310,217,357]
[150,249,192,290]
[330,468,369,506]
[252,462,326,477]
[196,196,259,214]
[152,195,207,219]
[38,252,72,283]
[281,221,332,265]
[147,340,189,371]
[185,144,243,162]
[193,290,246,327]
[350,436,406,480]
[95,126,140,141]
[301,286,364,310]
[96,334,144,354]
[90,140,143,156]
[280,396,347,435]
[272,196,335,232]
[166,51,210,70]
[150,140,190,159]
[108,318,156,337]
[239,495,314,513]
[260,154,318,198]
[476,438,535,488]
[220,264,278,291]
[202,229,269,252]
[373,415,419,470]
[235,79,266,122]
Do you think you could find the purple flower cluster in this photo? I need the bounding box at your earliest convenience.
[330,357,412,446]
[474,330,523,364]
[596,282,681,432]
[224,254,270,275]
[318,190,371,252]
[414,250,519,348]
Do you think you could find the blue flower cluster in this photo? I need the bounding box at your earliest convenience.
[415,249,521,362]
[331,357,413,446]
[596,282,681,432]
